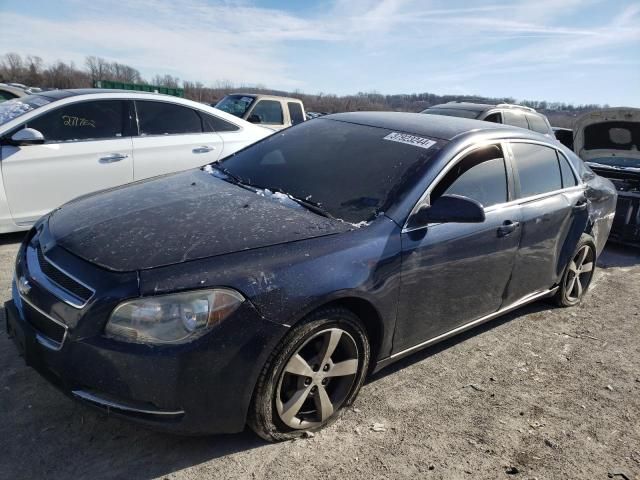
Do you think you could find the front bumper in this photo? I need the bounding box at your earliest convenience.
[6,290,287,434]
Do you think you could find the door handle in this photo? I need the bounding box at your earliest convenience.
[99,153,128,163]
[497,220,520,237]
[192,146,216,154]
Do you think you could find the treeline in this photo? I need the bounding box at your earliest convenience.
[1,52,603,126]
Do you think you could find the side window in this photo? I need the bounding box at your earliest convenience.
[201,112,239,132]
[250,100,283,124]
[136,101,202,136]
[503,111,529,129]
[510,143,562,197]
[287,102,304,125]
[526,113,550,134]
[483,112,502,123]
[558,152,577,187]
[27,100,125,142]
[432,145,508,209]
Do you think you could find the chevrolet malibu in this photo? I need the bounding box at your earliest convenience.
[5,112,616,441]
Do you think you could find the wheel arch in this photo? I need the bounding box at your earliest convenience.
[287,294,387,368]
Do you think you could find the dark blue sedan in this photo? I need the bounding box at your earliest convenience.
[5,112,617,441]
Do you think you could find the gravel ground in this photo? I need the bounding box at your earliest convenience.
[0,233,638,480]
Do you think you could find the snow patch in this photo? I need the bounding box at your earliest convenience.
[255,189,303,210]
[0,100,34,126]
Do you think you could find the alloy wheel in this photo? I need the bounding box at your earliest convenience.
[275,328,359,430]
[564,244,595,302]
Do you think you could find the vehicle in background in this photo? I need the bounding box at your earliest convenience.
[0,84,27,103]
[574,107,640,246]
[0,89,271,233]
[215,93,306,131]
[5,112,616,440]
[421,102,555,138]
[553,127,574,150]
[306,111,328,120]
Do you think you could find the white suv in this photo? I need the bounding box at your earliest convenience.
[0,89,271,233]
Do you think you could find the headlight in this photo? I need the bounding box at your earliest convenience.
[105,288,245,344]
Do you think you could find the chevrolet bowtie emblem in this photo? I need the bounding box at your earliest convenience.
[17,277,31,296]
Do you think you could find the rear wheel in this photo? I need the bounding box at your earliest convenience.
[555,234,596,307]
[248,308,370,442]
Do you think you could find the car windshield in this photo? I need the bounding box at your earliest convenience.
[0,95,53,126]
[422,108,480,119]
[215,95,255,118]
[218,118,443,223]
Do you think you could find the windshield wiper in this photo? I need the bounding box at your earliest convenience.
[210,163,245,184]
[284,193,334,219]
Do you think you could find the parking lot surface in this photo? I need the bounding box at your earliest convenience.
[1,233,638,480]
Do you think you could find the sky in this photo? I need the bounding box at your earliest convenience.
[1,0,639,106]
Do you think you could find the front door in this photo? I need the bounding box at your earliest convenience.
[394,144,522,352]
[1,99,133,225]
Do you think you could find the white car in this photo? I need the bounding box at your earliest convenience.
[0,89,272,233]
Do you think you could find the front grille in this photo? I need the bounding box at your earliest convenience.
[22,299,67,344]
[36,246,93,302]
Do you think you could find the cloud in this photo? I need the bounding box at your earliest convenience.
[0,0,638,104]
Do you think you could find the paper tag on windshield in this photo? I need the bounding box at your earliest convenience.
[383,132,435,150]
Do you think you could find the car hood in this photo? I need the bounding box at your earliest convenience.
[48,169,353,272]
[574,108,640,162]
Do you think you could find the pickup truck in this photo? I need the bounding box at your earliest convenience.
[214,93,306,131]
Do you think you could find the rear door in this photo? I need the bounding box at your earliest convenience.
[395,144,522,351]
[132,100,222,180]
[1,99,133,225]
[503,141,587,304]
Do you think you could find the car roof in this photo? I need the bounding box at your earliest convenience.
[324,111,507,141]
[228,93,303,103]
[428,102,495,112]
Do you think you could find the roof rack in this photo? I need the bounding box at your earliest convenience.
[496,103,536,113]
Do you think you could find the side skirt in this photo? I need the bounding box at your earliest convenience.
[372,287,558,373]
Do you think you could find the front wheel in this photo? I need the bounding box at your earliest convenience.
[248,308,370,442]
[554,234,596,307]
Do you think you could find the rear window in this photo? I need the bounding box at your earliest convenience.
[220,119,442,222]
[202,112,239,132]
[584,121,640,151]
[503,111,529,129]
[422,108,480,119]
[287,102,305,125]
[526,114,550,134]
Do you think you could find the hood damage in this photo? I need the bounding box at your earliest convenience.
[574,108,640,245]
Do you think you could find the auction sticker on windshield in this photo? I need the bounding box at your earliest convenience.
[383,132,436,150]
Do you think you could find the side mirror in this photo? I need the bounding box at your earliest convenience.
[247,114,261,124]
[409,194,485,228]
[10,128,45,146]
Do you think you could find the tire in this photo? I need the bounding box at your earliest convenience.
[554,233,597,307]
[248,307,370,442]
